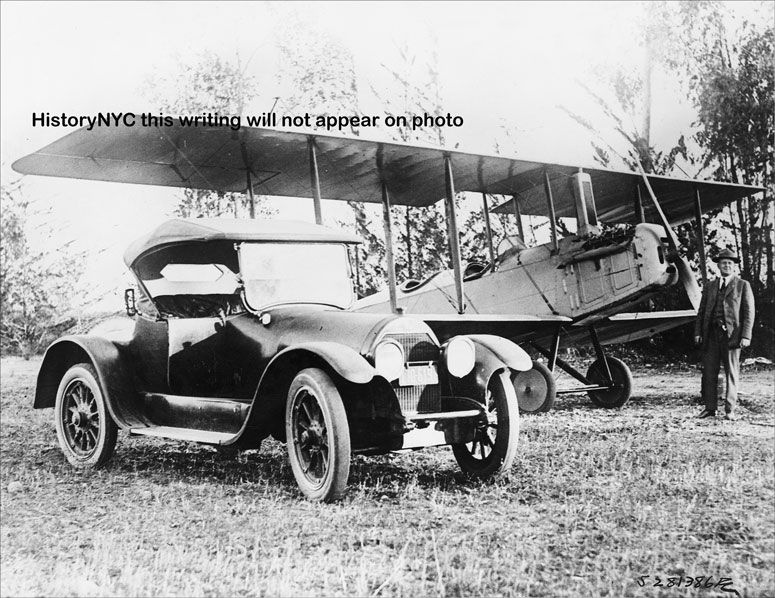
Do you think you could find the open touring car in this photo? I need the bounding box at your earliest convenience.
[33,219,531,501]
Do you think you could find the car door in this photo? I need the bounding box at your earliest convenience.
[167,315,229,397]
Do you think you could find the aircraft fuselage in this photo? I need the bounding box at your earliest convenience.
[354,223,678,326]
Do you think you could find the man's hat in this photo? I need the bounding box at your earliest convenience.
[713,248,739,263]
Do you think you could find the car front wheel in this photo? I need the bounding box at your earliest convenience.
[452,369,519,478]
[54,363,118,468]
[285,368,351,502]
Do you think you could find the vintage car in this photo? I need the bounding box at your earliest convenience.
[35,218,533,501]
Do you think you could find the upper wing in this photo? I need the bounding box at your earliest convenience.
[13,123,763,219]
[490,170,763,226]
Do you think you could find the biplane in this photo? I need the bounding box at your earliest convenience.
[13,124,763,413]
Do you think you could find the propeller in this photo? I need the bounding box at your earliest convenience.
[674,254,702,310]
[636,164,702,311]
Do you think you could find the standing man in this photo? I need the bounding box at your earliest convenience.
[695,248,755,420]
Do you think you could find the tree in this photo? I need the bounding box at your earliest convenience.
[562,1,773,356]
[145,52,274,219]
[0,182,81,358]
[644,2,773,290]
[641,1,773,354]
[373,41,464,284]
[560,74,690,176]
[271,9,394,295]
[692,26,773,274]
[273,10,360,121]
[688,22,774,354]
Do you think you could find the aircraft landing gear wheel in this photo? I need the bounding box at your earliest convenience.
[285,368,351,502]
[452,370,519,478]
[513,360,556,414]
[586,357,633,408]
[54,363,118,468]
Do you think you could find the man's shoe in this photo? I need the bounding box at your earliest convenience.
[725,413,738,421]
[697,409,716,418]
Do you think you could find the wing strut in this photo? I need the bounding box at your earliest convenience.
[543,169,558,252]
[634,181,646,223]
[481,193,496,267]
[308,137,323,225]
[638,164,702,309]
[444,155,465,314]
[693,187,708,286]
[239,142,256,218]
[246,170,256,218]
[381,181,399,314]
[512,194,526,240]
[637,164,681,251]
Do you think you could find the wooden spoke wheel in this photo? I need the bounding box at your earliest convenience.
[452,370,519,478]
[285,368,351,502]
[54,363,117,468]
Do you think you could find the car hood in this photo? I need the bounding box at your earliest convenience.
[227,304,435,357]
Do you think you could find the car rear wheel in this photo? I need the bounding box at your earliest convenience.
[285,368,351,502]
[452,370,519,478]
[513,360,556,414]
[54,363,118,468]
[586,357,633,408]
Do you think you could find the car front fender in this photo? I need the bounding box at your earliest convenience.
[466,335,532,372]
[35,336,147,428]
[234,342,377,443]
[272,342,377,385]
[448,335,531,403]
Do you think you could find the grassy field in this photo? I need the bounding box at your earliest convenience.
[1,356,773,597]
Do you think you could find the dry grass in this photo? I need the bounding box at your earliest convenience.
[1,356,773,597]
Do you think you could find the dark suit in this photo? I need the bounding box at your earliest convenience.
[694,275,755,413]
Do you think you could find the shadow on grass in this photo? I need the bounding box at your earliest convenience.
[39,438,493,501]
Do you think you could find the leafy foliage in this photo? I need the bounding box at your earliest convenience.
[273,11,360,122]
[678,8,774,355]
[560,80,689,176]
[374,42,475,286]
[146,52,274,219]
[271,10,389,295]
[579,224,636,251]
[562,1,773,356]
[692,25,773,275]
[0,183,81,358]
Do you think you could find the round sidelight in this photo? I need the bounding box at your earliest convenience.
[444,337,476,378]
[374,339,405,381]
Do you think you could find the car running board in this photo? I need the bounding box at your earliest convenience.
[128,426,235,445]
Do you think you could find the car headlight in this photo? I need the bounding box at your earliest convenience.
[444,337,476,378]
[374,339,405,381]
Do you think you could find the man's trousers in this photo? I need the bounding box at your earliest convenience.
[702,328,740,414]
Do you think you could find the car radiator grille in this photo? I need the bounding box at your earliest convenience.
[393,384,442,414]
[385,333,442,413]
[384,333,439,363]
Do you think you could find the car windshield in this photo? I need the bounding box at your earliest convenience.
[239,243,354,310]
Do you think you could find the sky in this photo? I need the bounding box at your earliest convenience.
[1,1,769,311]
